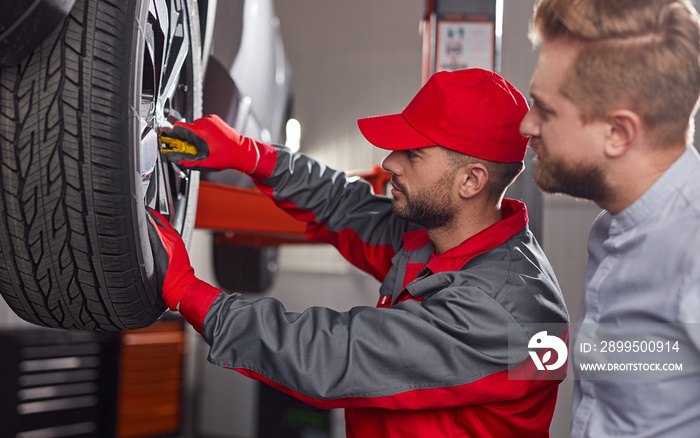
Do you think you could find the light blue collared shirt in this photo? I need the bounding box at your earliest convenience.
[571,145,700,438]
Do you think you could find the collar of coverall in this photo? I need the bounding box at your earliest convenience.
[402,198,528,273]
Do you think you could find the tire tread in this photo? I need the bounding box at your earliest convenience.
[0,0,169,330]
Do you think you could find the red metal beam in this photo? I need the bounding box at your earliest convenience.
[194,166,391,247]
[194,181,307,236]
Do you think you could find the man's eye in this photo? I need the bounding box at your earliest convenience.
[534,102,552,120]
[407,150,418,160]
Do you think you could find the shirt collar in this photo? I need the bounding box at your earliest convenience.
[401,198,529,273]
[610,145,699,235]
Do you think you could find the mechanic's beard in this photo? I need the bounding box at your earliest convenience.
[532,139,609,202]
[391,176,457,230]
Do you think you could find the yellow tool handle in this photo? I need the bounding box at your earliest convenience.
[159,136,198,155]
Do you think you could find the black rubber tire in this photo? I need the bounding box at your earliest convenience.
[0,0,202,330]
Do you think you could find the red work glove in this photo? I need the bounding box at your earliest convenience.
[161,114,261,173]
[146,208,217,311]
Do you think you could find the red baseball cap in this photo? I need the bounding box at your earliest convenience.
[357,69,529,163]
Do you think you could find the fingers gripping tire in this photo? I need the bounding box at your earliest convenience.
[0,0,202,330]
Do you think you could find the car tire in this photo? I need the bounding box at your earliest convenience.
[0,0,202,330]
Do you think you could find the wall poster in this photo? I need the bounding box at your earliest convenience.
[435,21,494,72]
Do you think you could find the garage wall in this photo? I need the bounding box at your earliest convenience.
[275,0,425,171]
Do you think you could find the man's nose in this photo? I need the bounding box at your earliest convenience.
[520,109,540,138]
[382,150,402,175]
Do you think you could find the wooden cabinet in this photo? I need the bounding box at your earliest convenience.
[117,319,185,438]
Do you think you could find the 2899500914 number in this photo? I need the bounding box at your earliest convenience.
[600,340,680,353]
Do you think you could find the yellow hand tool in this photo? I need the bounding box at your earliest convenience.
[159,136,198,155]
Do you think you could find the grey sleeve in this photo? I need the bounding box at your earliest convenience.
[200,282,534,410]
[258,148,415,253]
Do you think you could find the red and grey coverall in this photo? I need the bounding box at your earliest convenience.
[179,145,570,437]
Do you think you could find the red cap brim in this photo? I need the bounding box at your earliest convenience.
[357,113,438,150]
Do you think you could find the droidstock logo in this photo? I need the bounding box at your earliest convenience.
[528,331,568,371]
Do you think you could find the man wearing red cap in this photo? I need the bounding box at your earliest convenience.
[149,68,569,437]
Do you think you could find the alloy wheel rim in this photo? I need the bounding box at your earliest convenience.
[140,0,195,232]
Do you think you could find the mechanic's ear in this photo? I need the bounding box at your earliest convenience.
[457,163,489,199]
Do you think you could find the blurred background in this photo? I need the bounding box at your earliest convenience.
[3,0,698,437]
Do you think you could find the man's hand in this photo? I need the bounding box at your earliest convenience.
[161,114,261,173]
[146,208,200,310]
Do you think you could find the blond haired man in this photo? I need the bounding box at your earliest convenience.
[521,0,700,437]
